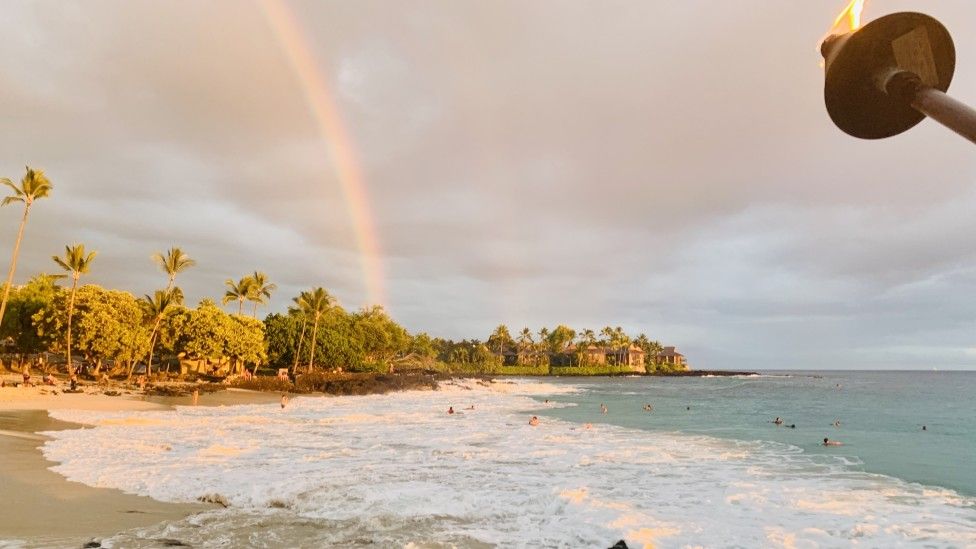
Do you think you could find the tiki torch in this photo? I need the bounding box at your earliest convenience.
[821,12,976,145]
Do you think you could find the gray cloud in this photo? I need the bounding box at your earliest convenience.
[1,0,975,370]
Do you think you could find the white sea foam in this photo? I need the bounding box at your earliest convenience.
[41,379,976,548]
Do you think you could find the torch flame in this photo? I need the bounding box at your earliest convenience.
[830,0,868,35]
[820,0,868,68]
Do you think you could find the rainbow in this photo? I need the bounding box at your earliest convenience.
[258,0,385,308]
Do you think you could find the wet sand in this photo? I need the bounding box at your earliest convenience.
[0,384,287,547]
[0,410,203,547]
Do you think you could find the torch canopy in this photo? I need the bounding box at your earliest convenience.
[823,12,955,139]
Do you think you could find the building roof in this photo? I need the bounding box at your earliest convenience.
[658,347,684,357]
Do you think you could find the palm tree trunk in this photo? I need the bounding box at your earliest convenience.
[134,316,163,380]
[146,331,158,378]
[66,277,78,374]
[308,314,320,373]
[292,318,307,374]
[252,302,258,317]
[0,204,30,326]
[238,298,244,316]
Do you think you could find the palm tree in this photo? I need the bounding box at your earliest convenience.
[137,289,180,379]
[52,244,96,373]
[222,276,254,315]
[247,271,277,317]
[289,291,312,374]
[614,326,631,366]
[600,326,615,364]
[299,287,335,371]
[0,167,53,326]
[152,247,195,291]
[488,325,512,355]
[516,328,534,365]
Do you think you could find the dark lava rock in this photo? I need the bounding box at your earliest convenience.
[609,541,629,549]
[197,493,229,507]
[156,539,190,547]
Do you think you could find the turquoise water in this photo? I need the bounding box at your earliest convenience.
[538,370,976,496]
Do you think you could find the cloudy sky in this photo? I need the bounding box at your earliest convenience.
[2,1,975,370]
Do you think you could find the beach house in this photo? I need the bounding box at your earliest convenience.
[657,346,686,367]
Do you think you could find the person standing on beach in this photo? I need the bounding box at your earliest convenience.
[281,394,289,409]
[192,389,199,405]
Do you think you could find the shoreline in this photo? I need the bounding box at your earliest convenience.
[0,408,202,547]
[0,386,287,547]
[0,370,742,546]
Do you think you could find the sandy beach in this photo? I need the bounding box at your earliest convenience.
[0,376,284,547]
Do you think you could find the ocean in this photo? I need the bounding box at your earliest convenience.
[34,372,976,547]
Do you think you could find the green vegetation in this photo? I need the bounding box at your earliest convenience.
[551,365,637,376]
[0,166,688,378]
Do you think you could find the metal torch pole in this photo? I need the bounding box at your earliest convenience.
[880,69,976,145]
[911,88,976,145]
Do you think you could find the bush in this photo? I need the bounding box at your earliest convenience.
[497,365,549,376]
[347,362,390,374]
[426,362,499,375]
[231,376,295,392]
[550,365,641,376]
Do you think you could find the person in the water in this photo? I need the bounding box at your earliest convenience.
[922,425,927,431]
[600,403,608,414]
[280,394,289,409]
[447,406,455,414]
[833,420,841,427]
[789,424,796,429]
[529,416,539,426]
[642,404,653,412]
[823,437,843,446]
[773,417,783,425]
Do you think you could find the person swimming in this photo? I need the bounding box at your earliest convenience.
[686,406,691,411]
[447,406,455,415]
[773,417,783,425]
[922,425,927,431]
[600,403,608,414]
[583,423,593,430]
[465,405,475,410]
[642,404,653,412]
[833,420,841,427]
[823,437,843,446]
[529,416,539,426]
[789,424,796,429]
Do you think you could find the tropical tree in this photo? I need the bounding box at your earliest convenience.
[152,247,195,291]
[51,244,96,372]
[247,271,276,317]
[222,276,254,315]
[516,328,534,365]
[0,274,60,364]
[614,326,631,365]
[299,287,335,371]
[547,325,576,355]
[488,324,513,355]
[289,290,312,373]
[138,289,181,378]
[33,285,146,375]
[0,166,53,327]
